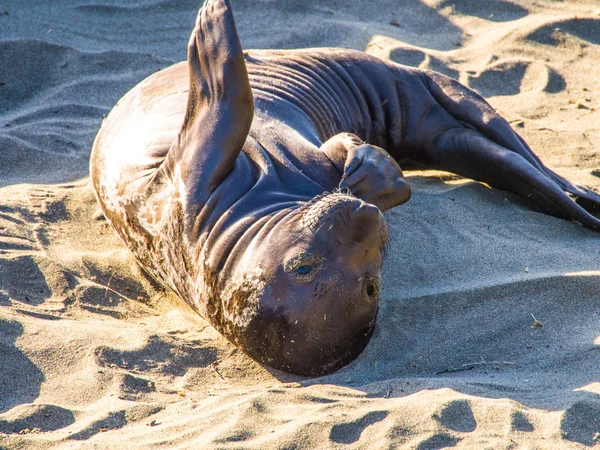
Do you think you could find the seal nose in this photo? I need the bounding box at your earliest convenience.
[347,201,385,244]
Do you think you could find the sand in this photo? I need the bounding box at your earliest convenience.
[1,0,599,448]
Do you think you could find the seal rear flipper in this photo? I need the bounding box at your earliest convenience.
[432,129,600,229]
[162,0,253,204]
[422,70,600,229]
[527,152,600,215]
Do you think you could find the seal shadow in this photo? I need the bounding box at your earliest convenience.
[0,319,44,414]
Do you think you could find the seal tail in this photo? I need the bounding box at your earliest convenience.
[421,70,600,230]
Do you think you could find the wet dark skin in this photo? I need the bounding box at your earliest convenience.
[91,0,600,376]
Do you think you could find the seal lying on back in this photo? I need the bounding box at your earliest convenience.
[91,0,600,376]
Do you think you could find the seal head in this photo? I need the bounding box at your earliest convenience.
[217,192,387,376]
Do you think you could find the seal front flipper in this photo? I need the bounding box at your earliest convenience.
[162,0,253,206]
[320,133,411,211]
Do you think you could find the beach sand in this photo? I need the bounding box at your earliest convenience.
[1,0,599,448]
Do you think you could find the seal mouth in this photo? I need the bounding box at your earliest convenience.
[315,312,378,376]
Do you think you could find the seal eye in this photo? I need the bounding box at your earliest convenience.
[296,265,313,275]
[284,252,322,281]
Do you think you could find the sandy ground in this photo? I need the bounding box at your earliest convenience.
[1,0,600,448]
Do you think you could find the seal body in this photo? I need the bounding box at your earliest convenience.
[91,0,600,376]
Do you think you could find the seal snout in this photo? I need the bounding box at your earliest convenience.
[302,192,388,248]
[346,201,387,245]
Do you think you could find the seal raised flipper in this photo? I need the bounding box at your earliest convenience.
[162,0,253,213]
[420,70,600,229]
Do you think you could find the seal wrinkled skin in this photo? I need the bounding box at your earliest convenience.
[91,0,600,376]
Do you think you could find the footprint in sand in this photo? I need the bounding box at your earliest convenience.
[415,399,478,449]
[527,18,600,47]
[0,320,44,414]
[118,373,156,401]
[432,399,477,433]
[94,334,218,376]
[467,59,566,97]
[389,47,459,80]
[438,0,528,23]
[0,257,51,306]
[510,410,534,432]
[69,405,162,441]
[416,433,460,450]
[214,430,254,444]
[366,38,458,79]
[297,394,339,404]
[0,205,38,255]
[329,410,388,444]
[0,404,74,434]
[560,400,600,446]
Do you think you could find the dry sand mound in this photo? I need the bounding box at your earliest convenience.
[1,0,599,448]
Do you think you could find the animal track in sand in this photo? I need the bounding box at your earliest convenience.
[0,204,38,255]
[389,47,459,79]
[75,283,148,319]
[118,374,156,401]
[438,0,528,23]
[0,404,75,434]
[560,400,600,446]
[0,256,52,306]
[432,399,477,432]
[366,37,459,79]
[510,410,534,432]
[329,410,388,444]
[69,405,162,441]
[94,334,218,376]
[214,430,254,444]
[297,394,339,404]
[527,18,600,47]
[416,433,460,450]
[0,320,44,414]
[467,59,566,97]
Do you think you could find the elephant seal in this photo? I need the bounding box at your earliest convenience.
[90,0,600,376]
